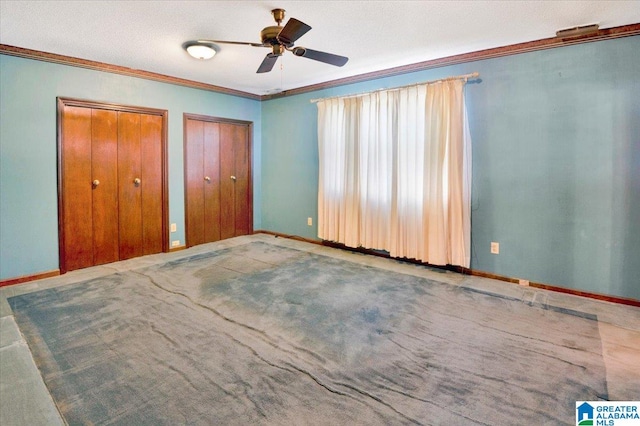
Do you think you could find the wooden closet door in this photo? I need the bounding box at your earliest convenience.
[140,114,164,255]
[117,112,143,260]
[185,118,205,247]
[117,112,164,260]
[59,98,167,273]
[61,106,94,271]
[185,119,222,247]
[185,115,252,247]
[91,109,119,265]
[219,123,236,240]
[219,123,251,239]
[232,123,251,236]
[203,122,221,242]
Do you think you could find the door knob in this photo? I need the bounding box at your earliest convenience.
[133,178,141,186]
[230,175,237,181]
[92,179,100,187]
[204,176,211,182]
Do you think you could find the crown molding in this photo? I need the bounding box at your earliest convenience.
[261,22,640,100]
[2,23,639,102]
[0,44,260,100]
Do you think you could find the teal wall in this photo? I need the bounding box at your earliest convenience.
[2,35,639,301]
[260,35,640,300]
[0,55,262,279]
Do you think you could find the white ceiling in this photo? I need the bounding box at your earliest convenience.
[2,1,640,96]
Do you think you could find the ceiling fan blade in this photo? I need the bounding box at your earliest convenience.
[257,53,279,73]
[198,39,265,47]
[277,18,311,46]
[292,47,348,67]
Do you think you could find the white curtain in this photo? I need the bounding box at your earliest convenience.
[317,79,471,267]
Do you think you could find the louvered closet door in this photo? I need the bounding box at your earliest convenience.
[184,116,251,248]
[59,100,166,272]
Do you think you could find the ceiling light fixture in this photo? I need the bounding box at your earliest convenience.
[184,41,218,60]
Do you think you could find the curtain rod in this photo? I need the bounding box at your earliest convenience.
[309,72,479,103]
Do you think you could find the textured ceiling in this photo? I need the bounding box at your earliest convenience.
[1,1,640,96]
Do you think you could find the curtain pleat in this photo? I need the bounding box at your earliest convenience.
[317,79,471,267]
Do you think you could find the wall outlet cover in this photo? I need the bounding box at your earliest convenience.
[490,242,500,254]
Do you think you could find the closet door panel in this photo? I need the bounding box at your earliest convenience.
[60,98,168,273]
[185,119,205,247]
[233,124,251,236]
[184,115,252,247]
[62,106,94,271]
[141,114,163,255]
[91,109,119,265]
[203,122,221,243]
[219,123,236,240]
[118,112,143,260]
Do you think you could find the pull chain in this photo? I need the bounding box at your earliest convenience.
[280,60,284,91]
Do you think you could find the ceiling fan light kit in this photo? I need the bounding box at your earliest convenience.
[187,8,349,73]
[184,42,218,60]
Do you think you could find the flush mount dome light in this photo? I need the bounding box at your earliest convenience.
[184,41,218,60]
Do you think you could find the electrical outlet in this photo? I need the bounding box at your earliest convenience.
[170,223,177,233]
[519,279,530,286]
[171,240,180,247]
[490,242,499,254]
[307,217,313,226]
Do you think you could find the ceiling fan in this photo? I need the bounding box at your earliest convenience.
[198,8,349,73]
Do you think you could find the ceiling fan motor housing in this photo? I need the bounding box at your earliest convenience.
[260,26,283,46]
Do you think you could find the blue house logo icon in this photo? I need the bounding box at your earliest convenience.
[577,402,594,425]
